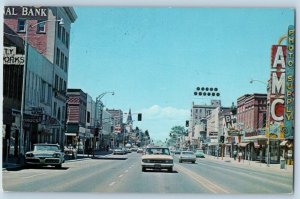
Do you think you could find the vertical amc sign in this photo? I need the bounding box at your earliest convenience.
[284,25,295,138]
[269,45,286,135]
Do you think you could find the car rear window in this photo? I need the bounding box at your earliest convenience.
[146,148,170,155]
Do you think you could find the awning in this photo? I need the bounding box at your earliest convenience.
[238,142,249,147]
[65,133,77,136]
[280,140,288,146]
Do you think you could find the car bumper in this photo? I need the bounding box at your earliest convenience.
[179,157,196,162]
[141,162,173,169]
[25,157,63,165]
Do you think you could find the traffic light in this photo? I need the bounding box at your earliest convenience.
[185,120,189,127]
[137,113,142,121]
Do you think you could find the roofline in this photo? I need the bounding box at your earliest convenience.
[63,7,77,23]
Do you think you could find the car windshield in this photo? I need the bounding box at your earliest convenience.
[146,148,170,155]
[34,145,59,151]
[182,151,194,155]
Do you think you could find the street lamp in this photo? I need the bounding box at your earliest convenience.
[249,79,270,167]
[19,18,64,159]
[93,91,114,157]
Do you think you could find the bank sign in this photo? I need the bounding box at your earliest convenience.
[4,6,48,20]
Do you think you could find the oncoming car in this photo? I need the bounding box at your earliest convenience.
[141,147,173,172]
[179,151,196,163]
[25,143,65,168]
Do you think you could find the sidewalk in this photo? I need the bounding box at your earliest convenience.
[205,155,294,173]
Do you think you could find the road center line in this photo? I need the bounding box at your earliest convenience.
[176,164,230,194]
[119,174,123,178]
[124,170,128,173]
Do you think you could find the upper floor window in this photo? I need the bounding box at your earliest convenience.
[17,19,26,32]
[56,48,60,66]
[37,20,46,33]
[66,32,69,48]
[57,24,61,39]
[62,27,66,43]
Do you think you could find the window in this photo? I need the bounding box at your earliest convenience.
[56,48,60,65]
[63,81,67,92]
[60,52,64,69]
[37,20,46,33]
[53,102,57,116]
[62,27,66,43]
[87,111,91,123]
[48,85,52,104]
[57,24,61,39]
[64,56,68,72]
[66,32,69,48]
[17,19,26,32]
[59,78,63,91]
[55,75,59,90]
[40,80,46,102]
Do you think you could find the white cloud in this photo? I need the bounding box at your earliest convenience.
[140,105,189,120]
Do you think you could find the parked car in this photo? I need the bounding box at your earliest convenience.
[141,147,173,172]
[137,148,144,153]
[64,146,77,159]
[179,151,196,163]
[25,143,65,168]
[113,148,126,155]
[195,149,205,158]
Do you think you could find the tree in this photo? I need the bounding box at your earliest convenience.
[167,125,186,147]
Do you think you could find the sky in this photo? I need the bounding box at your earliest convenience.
[67,7,294,142]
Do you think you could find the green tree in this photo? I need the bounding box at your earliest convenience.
[167,125,185,147]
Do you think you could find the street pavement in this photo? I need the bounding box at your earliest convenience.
[2,151,293,173]
[2,152,293,193]
[2,150,113,171]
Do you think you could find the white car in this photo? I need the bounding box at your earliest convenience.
[179,151,196,163]
[141,147,174,172]
[25,143,65,168]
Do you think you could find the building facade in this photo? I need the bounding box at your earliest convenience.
[3,6,77,163]
[66,89,87,152]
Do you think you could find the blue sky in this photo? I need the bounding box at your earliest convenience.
[68,8,294,141]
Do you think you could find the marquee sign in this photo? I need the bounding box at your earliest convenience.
[269,45,286,123]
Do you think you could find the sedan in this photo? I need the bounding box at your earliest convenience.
[113,148,126,155]
[179,151,196,163]
[195,149,205,158]
[25,143,65,168]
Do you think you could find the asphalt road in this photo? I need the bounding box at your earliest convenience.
[2,152,293,193]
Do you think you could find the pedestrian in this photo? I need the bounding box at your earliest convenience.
[233,150,237,160]
[106,145,109,152]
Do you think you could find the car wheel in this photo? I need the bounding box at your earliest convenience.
[179,160,182,163]
[168,167,173,173]
[142,167,146,172]
[192,161,195,164]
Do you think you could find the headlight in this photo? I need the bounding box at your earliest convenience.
[53,153,61,158]
[166,160,173,164]
[142,159,150,163]
[25,153,34,157]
